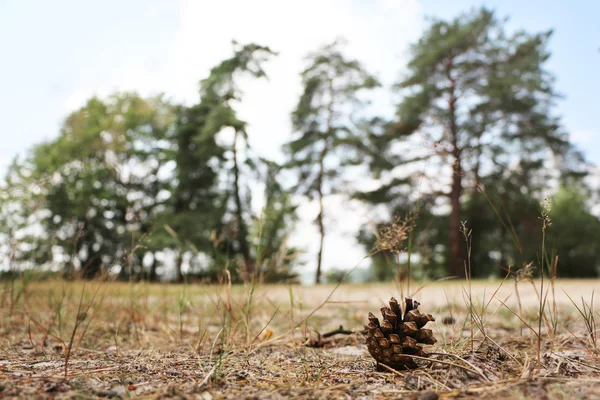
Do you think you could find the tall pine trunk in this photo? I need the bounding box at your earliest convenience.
[232,129,253,281]
[175,251,183,283]
[149,253,158,282]
[449,155,463,277]
[314,85,335,285]
[447,59,464,277]
[315,166,325,284]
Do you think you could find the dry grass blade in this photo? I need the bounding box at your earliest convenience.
[496,298,539,337]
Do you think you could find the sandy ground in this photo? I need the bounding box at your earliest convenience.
[1,279,599,399]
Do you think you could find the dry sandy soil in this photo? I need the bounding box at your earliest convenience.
[1,279,599,399]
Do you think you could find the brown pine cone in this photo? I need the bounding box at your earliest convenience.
[365,297,436,370]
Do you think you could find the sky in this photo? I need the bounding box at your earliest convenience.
[1,0,599,279]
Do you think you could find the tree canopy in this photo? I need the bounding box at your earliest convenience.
[2,14,599,283]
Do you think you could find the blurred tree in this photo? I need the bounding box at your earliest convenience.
[0,157,47,271]
[2,93,177,278]
[324,268,347,284]
[547,186,600,277]
[285,39,379,284]
[171,41,277,282]
[361,8,585,277]
[170,100,226,282]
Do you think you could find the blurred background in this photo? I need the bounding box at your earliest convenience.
[1,0,599,284]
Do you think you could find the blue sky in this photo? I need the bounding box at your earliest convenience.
[1,0,599,274]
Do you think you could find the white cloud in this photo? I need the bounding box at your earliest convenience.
[571,129,596,144]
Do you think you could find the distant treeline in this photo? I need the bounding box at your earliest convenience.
[1,8,599,283]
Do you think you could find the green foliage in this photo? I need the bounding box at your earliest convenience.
[547,187,600,277]
[199,42,277,281]
[170,41,301,283]
[3,93,177,278]
[324,268,347,284]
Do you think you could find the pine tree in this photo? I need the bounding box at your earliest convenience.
[285,39,379,284]
[362,8,583,277]
[172,41,276,282]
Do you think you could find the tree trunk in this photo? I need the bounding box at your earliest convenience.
[447,58,464,277]
[149,253,158,282]
[232,129,253,281]
[314,79,336,285]
[449,154,463,277]
[175,251,183,283]
[315,169,325,285]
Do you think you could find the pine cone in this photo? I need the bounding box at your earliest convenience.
[365,297,436,370]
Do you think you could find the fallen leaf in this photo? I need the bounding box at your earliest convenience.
[262,329,273,341]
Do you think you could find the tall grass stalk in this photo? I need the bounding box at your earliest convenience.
[460,222,474,353]
[536,200,552,370]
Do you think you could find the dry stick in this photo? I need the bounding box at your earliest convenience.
[306,325,354,348]
[322,325,353,338]
[374,362,405,377]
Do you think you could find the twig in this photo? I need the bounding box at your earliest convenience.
[322,325,354,338]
